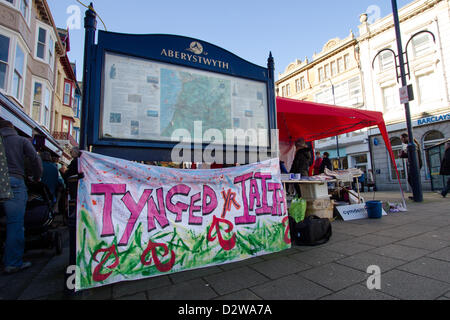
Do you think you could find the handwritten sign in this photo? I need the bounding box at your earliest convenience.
[75,152,290,290]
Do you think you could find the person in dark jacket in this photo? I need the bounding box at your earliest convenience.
[40,151,63,205]
[319,152,333,173]
[440,141,450,198]
[400,133,423,198]
[290,138,311,196]
[290,138,312,177]
[0,120,42,273]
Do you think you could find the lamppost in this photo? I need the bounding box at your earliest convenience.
[371,0,434,202]
[322,79,341,169]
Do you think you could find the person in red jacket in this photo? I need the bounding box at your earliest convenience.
[313,151,323,175]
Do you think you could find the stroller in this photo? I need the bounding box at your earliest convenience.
[0,180,62,256]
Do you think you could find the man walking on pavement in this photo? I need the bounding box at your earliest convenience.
[440,141,450,198]
[400,133,422,199]
[0,120,43,274]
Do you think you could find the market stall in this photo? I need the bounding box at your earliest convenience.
[276,96,406,215]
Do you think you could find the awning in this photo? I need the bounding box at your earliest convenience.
[276,96,405,206]
[0,93,63,156]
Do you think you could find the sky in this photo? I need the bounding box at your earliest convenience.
[47,0,412,80]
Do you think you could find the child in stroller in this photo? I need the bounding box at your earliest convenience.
[0,180,62,256]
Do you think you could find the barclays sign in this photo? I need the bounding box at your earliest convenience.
[417,113,450,126]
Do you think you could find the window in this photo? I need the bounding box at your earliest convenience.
[318,67,324,82]
[11,43,25,101]
[331,61,337,76]
[281,86,286,97]
[0,34,10,90]
[73,94,80,118]
[379,50,395,71]
[62,116,73,135]
[47,36,54,66]
[344,54,350,70]
[63,80,73,106]
[382,85,396,113]
[36,27,46,60]
[324,64,330,79]
[422,130,445,180]
[417,72,436,104]
[19,0,29,22]
[295,79,300,92]
[348,76,362,106]
[44,87,50,128]
[337,58,343,73]
[286,84,290,96]
[32,82,42,122]
[412,33,432,57]
[390,137,407,180]
[300,76,305,90]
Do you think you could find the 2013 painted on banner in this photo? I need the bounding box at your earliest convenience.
[76,152,290,290]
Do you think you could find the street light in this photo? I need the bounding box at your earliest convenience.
[321,79,341,169]
[370,0,432,202]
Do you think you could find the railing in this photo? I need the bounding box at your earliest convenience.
[52,131,79,147]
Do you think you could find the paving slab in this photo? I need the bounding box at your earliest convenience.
[336,252,406,273]
[117,292,147,300]
[369,244,431,261]
[147,278,217,300]
[169,266,223,283]
[250,274,331,300]
[289,247,346,267]
[353,234,399,247]
[320,284,398,300]
[427,247,450,262]
[112,275,172,298]
[396,234,450,251]
[203,266,269,295]
[249,256,311,280]
[373,224,439,239]
[397,257,450,283]
[299,262,367,292]
[322,240,375,255]
[379,269,450,300]
[214,289,262,300]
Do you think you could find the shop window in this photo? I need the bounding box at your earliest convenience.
[422,130,445,180]
[0,34,10,90]
[389,137,406,180]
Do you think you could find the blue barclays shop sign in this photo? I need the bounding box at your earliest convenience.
[417,113,450,126]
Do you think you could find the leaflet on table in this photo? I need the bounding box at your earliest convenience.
[101,52,270,146]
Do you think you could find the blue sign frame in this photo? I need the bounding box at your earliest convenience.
[81,9,276,163]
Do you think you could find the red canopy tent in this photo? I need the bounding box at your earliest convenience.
[276,96,405,205]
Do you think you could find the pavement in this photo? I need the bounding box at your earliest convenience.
[1,191,449,300]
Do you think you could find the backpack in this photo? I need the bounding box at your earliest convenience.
[289,215,332,246]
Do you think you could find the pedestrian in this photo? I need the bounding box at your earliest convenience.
[440,141,450,198]
[358,171,366,192]
[313,151,323,175]
[367,169,376,192]
[400,133,423,199]
[319,152,332,174]
[0,120,43,273]
[40,151,64,206]
[290,138,312,196]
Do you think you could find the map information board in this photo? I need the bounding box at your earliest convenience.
[101,52,269,147]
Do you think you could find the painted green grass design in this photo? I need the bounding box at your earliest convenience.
[77,209,290,289]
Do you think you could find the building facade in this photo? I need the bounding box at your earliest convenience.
[359,0,450,191]
[276,0,450,191]
[276,31,372,173]
[0,0,81,162]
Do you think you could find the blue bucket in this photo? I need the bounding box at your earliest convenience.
[365,200,382,219]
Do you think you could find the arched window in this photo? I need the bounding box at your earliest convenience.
[422,130,445,180]
[389,137,406,180]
